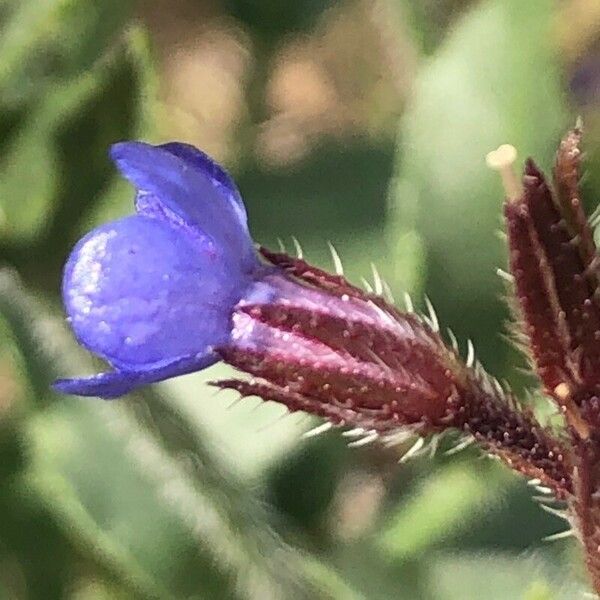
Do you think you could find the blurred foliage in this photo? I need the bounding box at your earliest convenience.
[0,0,599,598]
[226,0,341,42]
[389,0,570,376]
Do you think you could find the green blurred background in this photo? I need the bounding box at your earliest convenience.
[0,0,599,598]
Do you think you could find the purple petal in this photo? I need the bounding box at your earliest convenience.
[63,215,249,370]
[159,142,247,221]
[110,141,255,271]
[53,352,219,398]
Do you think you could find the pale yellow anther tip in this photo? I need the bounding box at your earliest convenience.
[486,144,517,170]
[486,144,522,202]
[553,382,571,401]
[553,382,590,440]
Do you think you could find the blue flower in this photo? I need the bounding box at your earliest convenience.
[54,141,266,398]
[54,139,462,437]
[55,140,555,494]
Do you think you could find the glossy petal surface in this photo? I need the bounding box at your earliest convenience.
[57,140,264,397]
[63,215,248,370]
[111,141,255,271]
[54,352,219,398]
[158,142,247,221]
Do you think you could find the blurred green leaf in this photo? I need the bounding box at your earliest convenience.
[238,141,423,296]
[377,460,510,560]
[0,108,57,243]
[0,270,58,404]
[240,143,394,241]
[0,29,150,289]
[427,551,585,599]
[0,0,134,101]
[388,0,568,375]
[395,0,477,55]
[226,0,340,43]
[0,0,71,92]
[0,270,360,599]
